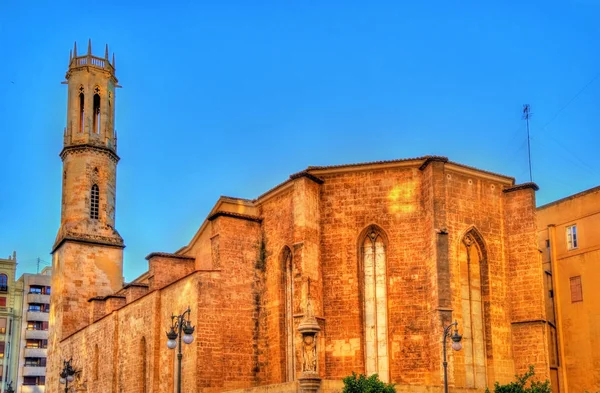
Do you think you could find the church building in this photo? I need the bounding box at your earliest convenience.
[47,42,552,393]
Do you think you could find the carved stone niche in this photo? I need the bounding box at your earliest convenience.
[297,300,321,393]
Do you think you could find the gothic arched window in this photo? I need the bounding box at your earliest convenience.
[90,184,99,219]
[459,229,488,388]
[93,87,101,134]
[141,336,147,393]
[282,247,295,381]
[361,226,389,382]
[78,86,85,133]
[93,344,99,380]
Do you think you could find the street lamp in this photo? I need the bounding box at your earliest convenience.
[442,320,463,393]
[166,306,195,393]
[5,381,14,393]
[59,358,77,393]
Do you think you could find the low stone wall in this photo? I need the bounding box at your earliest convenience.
[222,380,484,393]
[321,380,483,393]
[223,382,298,393]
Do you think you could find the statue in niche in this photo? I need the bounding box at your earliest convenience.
[302,334,317,373]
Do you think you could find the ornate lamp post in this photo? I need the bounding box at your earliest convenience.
[442,321,463,393]
[59,358,77,393]
[166,306,195,393]
[5,381,14,393]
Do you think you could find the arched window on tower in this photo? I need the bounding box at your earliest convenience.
[93,87,101,134]
[361,226,389,382]
[90,184,99,220]
[78,86,85,133]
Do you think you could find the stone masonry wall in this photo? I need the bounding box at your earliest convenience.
[259,186,296,384]
[444,168,515,387]
[319,165,432,384]
[504,187,550,381]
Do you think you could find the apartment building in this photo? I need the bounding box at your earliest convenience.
[537,185,600,392]
[0,252,20,393]
[15,267,51,393]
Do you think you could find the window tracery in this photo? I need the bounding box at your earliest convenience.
[361,226,389,382]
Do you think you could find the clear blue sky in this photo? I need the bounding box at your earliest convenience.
[1,1,598,280]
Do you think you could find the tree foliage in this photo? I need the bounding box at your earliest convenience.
[342,372,396,393]
[485,366,551,393]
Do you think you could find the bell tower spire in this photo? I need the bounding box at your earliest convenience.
[50,41,124,342]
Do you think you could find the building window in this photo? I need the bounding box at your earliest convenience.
[281,246,295,382]
[79,86,85,133]
[90,184,99,219]
[0,342,5,358]
[570,276,583,303]
[0,318,5,334]
[25,340,47,349]
[460,229,488,389]
[566,225,578,250]
[27,321,48,331]
[25,357,46,367]
[29,286,43,294]
[141,337,147,393]
[28,304,49,312]
[93,344,99,381]
[0,297,6,307]
[93,88,101,134]
[23,376,45,386]
[0,275,7,292]
[361,226,389,382]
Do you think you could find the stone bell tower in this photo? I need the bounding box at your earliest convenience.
[49,40,124,343]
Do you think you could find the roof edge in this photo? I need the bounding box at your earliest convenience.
[503,182,539,193]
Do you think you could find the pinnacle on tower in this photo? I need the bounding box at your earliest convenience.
[73,41,77,57]
[112,53,116,68]
[105,44,109,60]
[87,39,92,55]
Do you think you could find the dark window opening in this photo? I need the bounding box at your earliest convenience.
[25,357,46,367]
[25,339,47,349]
[27,303,49,313]
[90,184,99,219]
[79,90,85,133]
[93,93,101,134]
[23,376,45,386]
[0,274,7,292]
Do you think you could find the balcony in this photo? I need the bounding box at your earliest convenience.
[25,330,48,340]
[24,348,47,358]
[20,386,45,393]
[26,311,49,322]
[23,366,46,377]
[27,293,50,304]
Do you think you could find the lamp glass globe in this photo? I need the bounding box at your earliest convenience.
[67,375,75,382]
[167,339,177,349]
[183,334,194,345]
[59,377,66,384]
[451,341,462,351]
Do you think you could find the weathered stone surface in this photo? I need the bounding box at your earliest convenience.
[48,44,551,393]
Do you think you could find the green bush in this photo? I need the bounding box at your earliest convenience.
[485,366,551,393]
[342,372,396,393]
